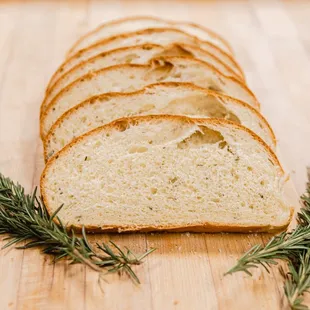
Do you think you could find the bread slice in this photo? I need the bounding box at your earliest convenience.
[67,16,233,57]
[44,83,275,161]
[40,56,259,138]
[41,115,292,233]
[43,43,244,112]
[46,28,243,93]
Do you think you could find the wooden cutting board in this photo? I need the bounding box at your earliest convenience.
[0,1,310,309]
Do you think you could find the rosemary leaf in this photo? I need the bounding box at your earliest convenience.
[283,250,310,310]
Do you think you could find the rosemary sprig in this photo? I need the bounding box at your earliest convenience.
[0,173,155,284]
[226,170,310,309]
[225,228,310,276]
[281,250,310,310]
[282,185,310,310]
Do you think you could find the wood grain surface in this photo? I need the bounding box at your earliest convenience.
[0,0,309,309]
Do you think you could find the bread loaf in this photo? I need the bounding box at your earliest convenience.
[41,115,291,233]
[44,83,275,161]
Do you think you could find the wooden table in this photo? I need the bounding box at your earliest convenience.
[0,1,309,309]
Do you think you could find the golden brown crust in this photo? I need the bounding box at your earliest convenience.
[45,26,244,94]
[62,220,291,234]
[43,82,276,161]
[67,15,234,58]
[43,42,245,112]
[41,115,290,233]
[40,56,259,139]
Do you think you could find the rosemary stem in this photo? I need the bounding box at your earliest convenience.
[72,249,102,272]
[289,286,301,308]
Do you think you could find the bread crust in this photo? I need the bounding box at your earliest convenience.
[43,42,244,112]
[41,115,292,233]
[43,82,276,161]
[46,27,244,94]
[40,56,259,139]
[58,217,292,234]
[67,15,234,57]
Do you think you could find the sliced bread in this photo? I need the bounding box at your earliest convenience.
[67,16,233,57]
[43,43,244,112]
[40,56,259,138]
[44,83,275,161]
[47,28,243,92]
[41,115,291,233]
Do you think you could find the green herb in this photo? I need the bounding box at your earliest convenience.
[281,250,310,310]
[0,173,155,284]
[225,228,310,277]
[226,170,310,309]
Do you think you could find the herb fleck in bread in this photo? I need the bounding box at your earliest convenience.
[44,83,275,161]
[47,28,243,93]
[41,56,258,138]
[41,115,291,233]
[43,43,244,111]
[67,16,234,57]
